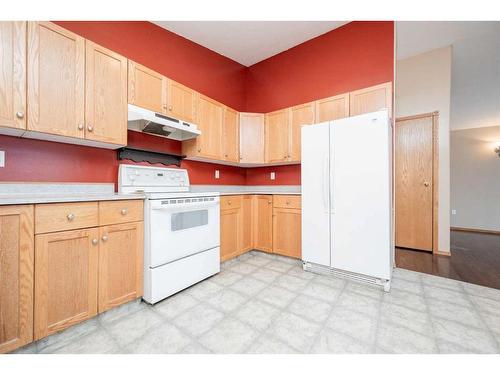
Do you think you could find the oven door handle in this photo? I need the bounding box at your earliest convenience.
[151,202,219,211]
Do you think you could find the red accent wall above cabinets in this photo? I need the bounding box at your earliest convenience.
[54,21,247,111]
[245,21,394,113]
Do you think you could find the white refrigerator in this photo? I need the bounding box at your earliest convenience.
[301,110,393,291]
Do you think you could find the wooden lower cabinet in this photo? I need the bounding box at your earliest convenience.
[220,207,240,262]
[240,195,253,253]
[252,195,273,252]
[272,206,302,259]
[34,228,99,340]
[0,205,34,354]
[98,222,144,313]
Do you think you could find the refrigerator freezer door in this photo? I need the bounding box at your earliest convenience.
[301,122,331,266]
[330,110,392,279]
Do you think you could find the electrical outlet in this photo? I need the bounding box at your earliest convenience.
[451,209,457,215]
[0,150,4,167]
[270,172,276,180]
[215,170,220,179]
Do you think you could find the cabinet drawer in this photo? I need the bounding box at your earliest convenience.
[35,202,98,234]
[99,200,144,226]
[220,196,242,210]
[273,195,301,209]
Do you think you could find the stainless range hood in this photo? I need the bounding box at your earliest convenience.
[127,104,201,141]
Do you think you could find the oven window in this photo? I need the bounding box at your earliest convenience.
[171,210,208,231]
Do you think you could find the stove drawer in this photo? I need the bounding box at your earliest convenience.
[35,202,98,234]
[99,200,143,226]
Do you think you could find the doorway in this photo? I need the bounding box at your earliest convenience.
[395,112,439,252]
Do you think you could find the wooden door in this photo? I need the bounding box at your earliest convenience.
[349,82,392,116]
[265,109,289,163]
[167,79,197,123]
[0,22,26,131]
[273,208,302,258]
[85,41,127,145]
[220,208,240,262]
[34,228,99,340]
[0,205,34,354]
[194,95,224,159]
[253,195,273,252]
[128,60,167,113]
[98,222,143,313]
[222,107,239,162]
[239,113,265,163]
[240,195,253,253]
[395,114,435,251]
[315,93,349,123]
[27,22,85,138]
[289,102,315,162]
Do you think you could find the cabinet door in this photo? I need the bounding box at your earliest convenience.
[128,60,167,113]
[265,109,289,163]
[34,228,99,340]
[273,208,302,259]
[222,107,239,162]
[240,195,253,253]
[85,41,127,145]
[194,95,224,159]
[253,195,273,252]
[315,93,349,123]
[289,102,315,162]
[220,208,240,262]
[239,113,265,163]
[0,22,26,131]
[0,205,34,354]
[167,79,197,123]
[349,82,392,116]
[98,222,143,313]
[27,22,85,138]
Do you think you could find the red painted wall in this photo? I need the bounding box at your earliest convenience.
[245,21,394,113]
[0,21,394,187]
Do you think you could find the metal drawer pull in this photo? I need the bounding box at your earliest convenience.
[121,208,128,215]
[87,125,93,132]
[67,213,75,221]
[16,111,24,119]
[102,235,108,242]
[92,238,98,245]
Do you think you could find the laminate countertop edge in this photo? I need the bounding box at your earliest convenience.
[0,194,146,206]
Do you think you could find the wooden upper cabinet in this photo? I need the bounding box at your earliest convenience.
[253,195,273,252]
[0,205,34,354]
[186,94,224,159]
[128,60,167,114]
[349,82,392,117]
[265,109,289,163]
[34,227,99,340]
[240,113,265,164]
[27,21,85,138]
[98,222,143,313]
[222,107,239,162]
[289,102,315,162]
[315,93,349,123]
[85,41,127,145]
[0,22,26,132]
[167,79,197,123]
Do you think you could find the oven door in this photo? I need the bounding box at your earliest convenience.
[149,196,220,268]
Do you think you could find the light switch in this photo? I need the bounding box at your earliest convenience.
[451,209,456,215]
[270,172,275,180]
[0,150,4,167]
[215,170,220,179]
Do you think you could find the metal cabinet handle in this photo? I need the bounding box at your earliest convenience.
[87,125,93,132]
[121,208,128,215]
[424,181,430,187]
[197,148,201,153]
[92,238,98,246]
[228,201,232,205]
[101,235,108,242]
[268,201,272,204]
[168,106,172,111]
[67,213,75,221]
[286,201,290,205]
[16,111,24,119]
[78,124,84,130]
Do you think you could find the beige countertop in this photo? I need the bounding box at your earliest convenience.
[0,193,145,206]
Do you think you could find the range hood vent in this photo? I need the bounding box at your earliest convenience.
[127,104,201,141]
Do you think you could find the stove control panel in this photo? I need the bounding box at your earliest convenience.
[118,165,190,193]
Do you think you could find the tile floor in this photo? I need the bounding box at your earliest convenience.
[13,251,500,354]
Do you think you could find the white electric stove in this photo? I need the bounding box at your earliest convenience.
[118,164,220,304]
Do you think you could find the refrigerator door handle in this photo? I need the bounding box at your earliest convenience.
[330,154,334,214]
[322,154,329,213]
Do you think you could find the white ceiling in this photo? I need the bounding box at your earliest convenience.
[396,21,500,60]
[153,21,349,66]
